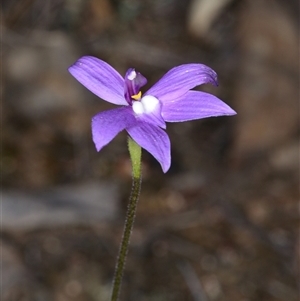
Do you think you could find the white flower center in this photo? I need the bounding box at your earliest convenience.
[132,102,144,114]
[132,95,159,115]
[127,70,136,80]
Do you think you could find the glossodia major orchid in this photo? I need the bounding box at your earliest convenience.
[68,56,236,173]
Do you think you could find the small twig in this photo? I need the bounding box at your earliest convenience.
[177,260,208,301]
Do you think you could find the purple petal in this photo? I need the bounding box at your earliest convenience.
[145,64,218,103]
[126,122,171,173]
[138,112,166,129]
[69,56,127,105]
[162,91,236,122]
[92,107,136,151]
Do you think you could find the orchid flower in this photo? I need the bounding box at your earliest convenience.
[68,56,236,172]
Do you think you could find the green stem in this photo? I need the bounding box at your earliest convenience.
[110,137,142,301]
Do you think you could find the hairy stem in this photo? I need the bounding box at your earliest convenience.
[110,137,142,301]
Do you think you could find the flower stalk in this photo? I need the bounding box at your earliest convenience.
[110,137,142,301]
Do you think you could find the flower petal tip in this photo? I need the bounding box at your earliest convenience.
[93,140,103,152]
[209,72,218,87]
[215,105,237,117]
[160,152,171,173]
[162,164,170,173]
[226,107,237,116]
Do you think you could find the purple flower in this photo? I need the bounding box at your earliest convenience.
[68,56,236,172]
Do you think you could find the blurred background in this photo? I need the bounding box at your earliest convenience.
[2,0,299,300]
